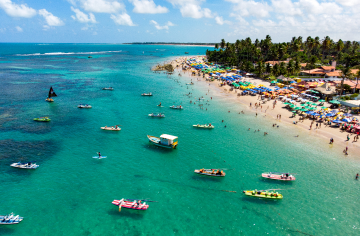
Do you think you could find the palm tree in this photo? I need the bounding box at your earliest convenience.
[256,61,265,77]
[340,67,351,96]
[220,39,226,49]
[265,62,272,75]
[336,39,344,60]
[321,36,331,62]
[287,60,295,76]
[214,43,219,50]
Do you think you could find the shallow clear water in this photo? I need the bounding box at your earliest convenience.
[0,44,359,236]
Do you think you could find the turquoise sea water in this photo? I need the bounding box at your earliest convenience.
[1,44,360,236]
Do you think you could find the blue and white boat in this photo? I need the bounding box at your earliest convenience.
[148,113,165,118]
[10,162,39,169]
[0,213,24,224]
[147,134,178,149]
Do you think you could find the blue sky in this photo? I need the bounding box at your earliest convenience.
[0,0,359,43]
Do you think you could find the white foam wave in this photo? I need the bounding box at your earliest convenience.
[16,50,122,56]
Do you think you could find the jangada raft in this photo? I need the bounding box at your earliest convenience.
[193,124,214,129]
[194,169,225,177]
[243,190,283,199]
[0,213,24,224]
[101,126,121,131]
[262,172,296,181]
[33,117,51,122]
[78,104,92,109]
[147,134,178,149]
[112,199,149,211]
[11,162,39,169]
[170,105,183,109]
[148,113,165,118]
[141,93,152,96]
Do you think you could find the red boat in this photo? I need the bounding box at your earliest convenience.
[112,199,149,210]
[262,172,296,181]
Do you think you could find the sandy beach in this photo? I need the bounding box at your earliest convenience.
[169,56,360,156]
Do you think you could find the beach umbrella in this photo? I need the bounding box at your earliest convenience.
[283,102,290,105]
[318,99,325,102]
[343,113,352,116]
[294,107,302,110]
[330,100,340,104]
[301,108,308,111]
[311,103,317,106]
[342,118,352,122]
[289,104,295,108]
[306,101,312,105]
[326,113,335,117]
[292,111,297,113]
[308,107,316,110]
[332,120,343,124]
[321,106,327,109]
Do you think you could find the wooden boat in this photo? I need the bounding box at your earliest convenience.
[243,190,283,199]
[148,113,165,118]
[102,87,114,90]
[141,93,152,96]
[262,172,295,181]
[0,213,23,224]
[147,134,178,149]
[45,86,57,102]
[170,105,183,109]
[11,162,39,169]
[78,104,92,109]
[112,199,149,211]
[194,169,225,177]
[186,82,194,85]
[101,126,121,131]
[33,117,51,122]
[193,124,214,129]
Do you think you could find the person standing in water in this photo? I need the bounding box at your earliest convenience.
[356,173,359,180]
[98,152,101,158]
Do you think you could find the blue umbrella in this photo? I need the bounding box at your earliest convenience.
[332,120,343,123]
[342,118,351,122]
[326,113,335,117]
[343,113,352,116]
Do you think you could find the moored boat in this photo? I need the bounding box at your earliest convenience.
[147,134,178,149]
[112,199,149,211]
[148,113,165,118]
[141,93,152,96]
[45,86,57,102]
[186,82,194,85]
[0,213,23,224]
[194,169,225,177]
[170,105,183,109]
[101,126,121,131]
[243,190,283,199]
[78,104,92,109]
[33,117,51,122]
[193,124,214,129]
[11,162,39,169]
[102,87,114,90]
[262,172,295,181]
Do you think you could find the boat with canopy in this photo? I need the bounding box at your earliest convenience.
[11,162,39,169]
[102,87,114,90]
[194,169,225,177]
[147,134,178,149]
[78,104,92,109]
[243,189,283,199]
[101,126,121,131]
[112,199,149,211]
[0,213,24,224]
[141,93,152,96]
[45,86,57,102]
[170,105,183,109]
[262,172,296,181]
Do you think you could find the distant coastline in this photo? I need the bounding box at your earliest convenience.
[124,42,215,47]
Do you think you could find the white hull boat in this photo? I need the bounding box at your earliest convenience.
[10,162,39,169]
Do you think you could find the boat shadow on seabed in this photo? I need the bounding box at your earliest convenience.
[190,175,224,183]
[241,196,281,205]
[107,209,145,220]
[142,144,175,153]
[259,178,294,185]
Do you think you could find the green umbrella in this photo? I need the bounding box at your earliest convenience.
[311,103,317,106]
[292,111,297,113]
[308,107,316,110]
[321,106,327,109]
[295,107,302,110]
[318,99,325,102]
[271,81,276,84]
[330,100,340,104]
[283,102,290,105]
[301,108,308,111]
[289,104,295,108]
[306,101,312,104]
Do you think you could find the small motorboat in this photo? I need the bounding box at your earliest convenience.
[11,162,39,169]
[33,117,51,122]
[193,124,214,129]
[262,172,296,181]
[186,82,194,85]
[141,93,153,96]
[112,199,149,211]
[194,169,225,177]
[78,104,92,109]
[102,87,114,90]
[243,190,283,199]
[170,105,183,109]
[147,134,178,149]
[101,126,121,131]
[148,113,165,118]
[0,213,24,224]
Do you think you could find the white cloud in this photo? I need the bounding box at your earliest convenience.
[215,16,231,25]
[130,0,168,14]
[336,0,360,7]
[38,9,64,26]
[226,0,272,18]
[15,26,23,32]
[80,0,124,13]
[271,0,301,16]
[71,6,96,23]
[150,20,174,30]
[110,13,136,26]
[167,0,213,18]
[0,0,37,18]
[298,0,342,15]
